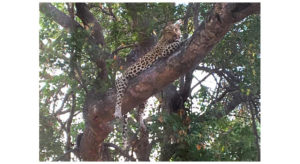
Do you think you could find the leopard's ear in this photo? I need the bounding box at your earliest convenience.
[175,19,183,27]
[163,22,173,32]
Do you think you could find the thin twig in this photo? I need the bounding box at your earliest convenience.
[112,44,138,55]
[98,3,117,21]
[74,64,88,93]
[102,143,136,161]
[191,72,212,91]
[54,90,73,116]
[64,93,77,160]
[248,102,260,161]
[52,148,78,161]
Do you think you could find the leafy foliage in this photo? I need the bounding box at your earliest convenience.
[39,2,260,161]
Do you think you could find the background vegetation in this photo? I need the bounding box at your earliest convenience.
[39,3,260,161]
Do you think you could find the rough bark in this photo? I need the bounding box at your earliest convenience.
[78,3,260,161]
[75,3,105,46]
[39,3,82,31]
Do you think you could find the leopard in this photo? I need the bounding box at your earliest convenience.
[114,20,183,119]
[114,20,183,150]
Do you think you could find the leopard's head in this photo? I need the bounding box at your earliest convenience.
[162,20,182,43]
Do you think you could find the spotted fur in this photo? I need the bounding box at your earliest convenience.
[114,21,182,119]
[122,113,128,149]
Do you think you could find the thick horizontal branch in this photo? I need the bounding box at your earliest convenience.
[80,3,260,161]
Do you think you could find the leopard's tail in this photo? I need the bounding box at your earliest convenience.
[122,113,128,149]
[115,75,129,150]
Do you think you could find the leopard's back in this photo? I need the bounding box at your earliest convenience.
[124,45,165,78]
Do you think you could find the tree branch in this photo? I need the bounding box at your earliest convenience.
[199,90,248,122]
[180,70,193,103]
[40,3,111,68]
[54,90,72,116]
[190,72,212,92]
[64,93,76,160]
[39,3,82,31]
[193,3,200,29]
[52,148,78,161]
[112,44,138,55]
[98,3,117,21]
[248,102,260,160]
[102,143,136,161]
[66,3,75,20]
[75,3,105,46]
[74,64,88,93]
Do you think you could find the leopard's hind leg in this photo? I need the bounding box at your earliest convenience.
[114,75,128,118]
